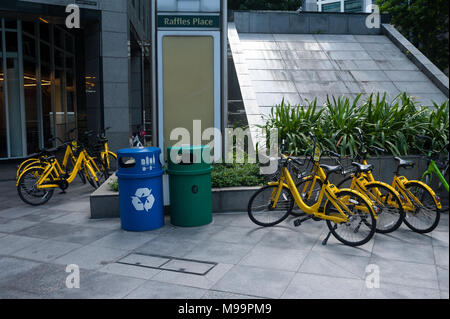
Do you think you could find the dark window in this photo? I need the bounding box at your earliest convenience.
[5,32,18,52]
[22,35,36,59]
[22,20,35,36]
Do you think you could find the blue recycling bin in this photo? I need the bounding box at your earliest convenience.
[116,147,164,232]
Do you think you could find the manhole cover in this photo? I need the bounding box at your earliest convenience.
[117,253,217,276]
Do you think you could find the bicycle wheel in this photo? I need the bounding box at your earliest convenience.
[248,185,294,227]
[365,184,404,234]
[292,177,323,217]
[17,167,54,206]
[104,151,118,176]
[84,163,101,189]
[324,190,376,247]
[403,182,440,234]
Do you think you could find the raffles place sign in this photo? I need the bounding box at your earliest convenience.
[158,15,220,29]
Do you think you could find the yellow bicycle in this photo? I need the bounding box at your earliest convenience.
[248,133,378,247]
[16,138,86,184]
[338,129,442,234]
[17,140,103,206]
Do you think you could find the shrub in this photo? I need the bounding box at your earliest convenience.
[212,162,266,188]
[263,93,449,157]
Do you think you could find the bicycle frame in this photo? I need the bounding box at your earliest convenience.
[35,150,98,190]
[391,174,442,212]
[350,160,402,208]
[16,143,78,179]
[269,161,376,224]
[422,160,449,192]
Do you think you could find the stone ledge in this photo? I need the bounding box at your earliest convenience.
[382,24,449,97]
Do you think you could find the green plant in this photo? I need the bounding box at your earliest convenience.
[109,178,119,192]
[263,93,449,158]
[378,0,449,75]
[212,162,266,188]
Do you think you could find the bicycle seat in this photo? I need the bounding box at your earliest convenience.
[320,164,342,174]
[394,157,415,169]
[352,162,374,173]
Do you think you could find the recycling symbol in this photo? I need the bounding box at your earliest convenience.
[131,188,155,213]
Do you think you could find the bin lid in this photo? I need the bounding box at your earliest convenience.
[117,147,163,178]
[167,145,212,172]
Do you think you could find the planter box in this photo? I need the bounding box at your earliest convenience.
[212,186,261,213]
[90,181,259,219]
[90,175,120,219]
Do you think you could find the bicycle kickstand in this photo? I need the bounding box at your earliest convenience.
[294,215,314,227]
[322,225,337,246]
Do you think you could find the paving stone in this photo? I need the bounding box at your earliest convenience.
[119,254,169,268]
[213,265,295,299]
[0,263,69,296]
[239,245,307,272]
[436,265,449,292]
[91,230,158,251]
[49,271,145,299]
[282,273,364,299]
[371,257,439,290]
[257,227,321,252]
[0,257,41,286]
[12,239,82,262]
[0,288,42,299]
[54,244,128,270]
[134,235,201,258]
[202,290,261,299]
[16,222,82,239]
[20,209,71,223]
[0,207,41,219]
[320,42,364,51]
[372,240,435,265]
[361,283,441,299]
[350,70,389,82]
[299,251,371,280]
[163,259,214,275]
[433,246,449,267]
[99,263,161,280]
[50,201,91,213]
[210,213,236,227]
[53,226,114,245]
[184,241,253,265]
[151,263,233,290]
[163,224,225,241]
[376,228,433,245]
[0,219,39,233]
[432,231,449,247]
[0,235,45,255]
[125,280,206,299]
[311,229,374,257]
[209,225,271,246]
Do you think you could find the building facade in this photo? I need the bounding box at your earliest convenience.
[0,0,152,160]
[317,0,375,13]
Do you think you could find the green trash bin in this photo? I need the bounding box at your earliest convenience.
[167,145,213,227]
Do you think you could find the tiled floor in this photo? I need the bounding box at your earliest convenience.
[0,180,448,299]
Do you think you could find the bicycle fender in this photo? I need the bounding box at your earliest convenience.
[403,180,442,210]
[16,164,45,187]
[16,158,39,179]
